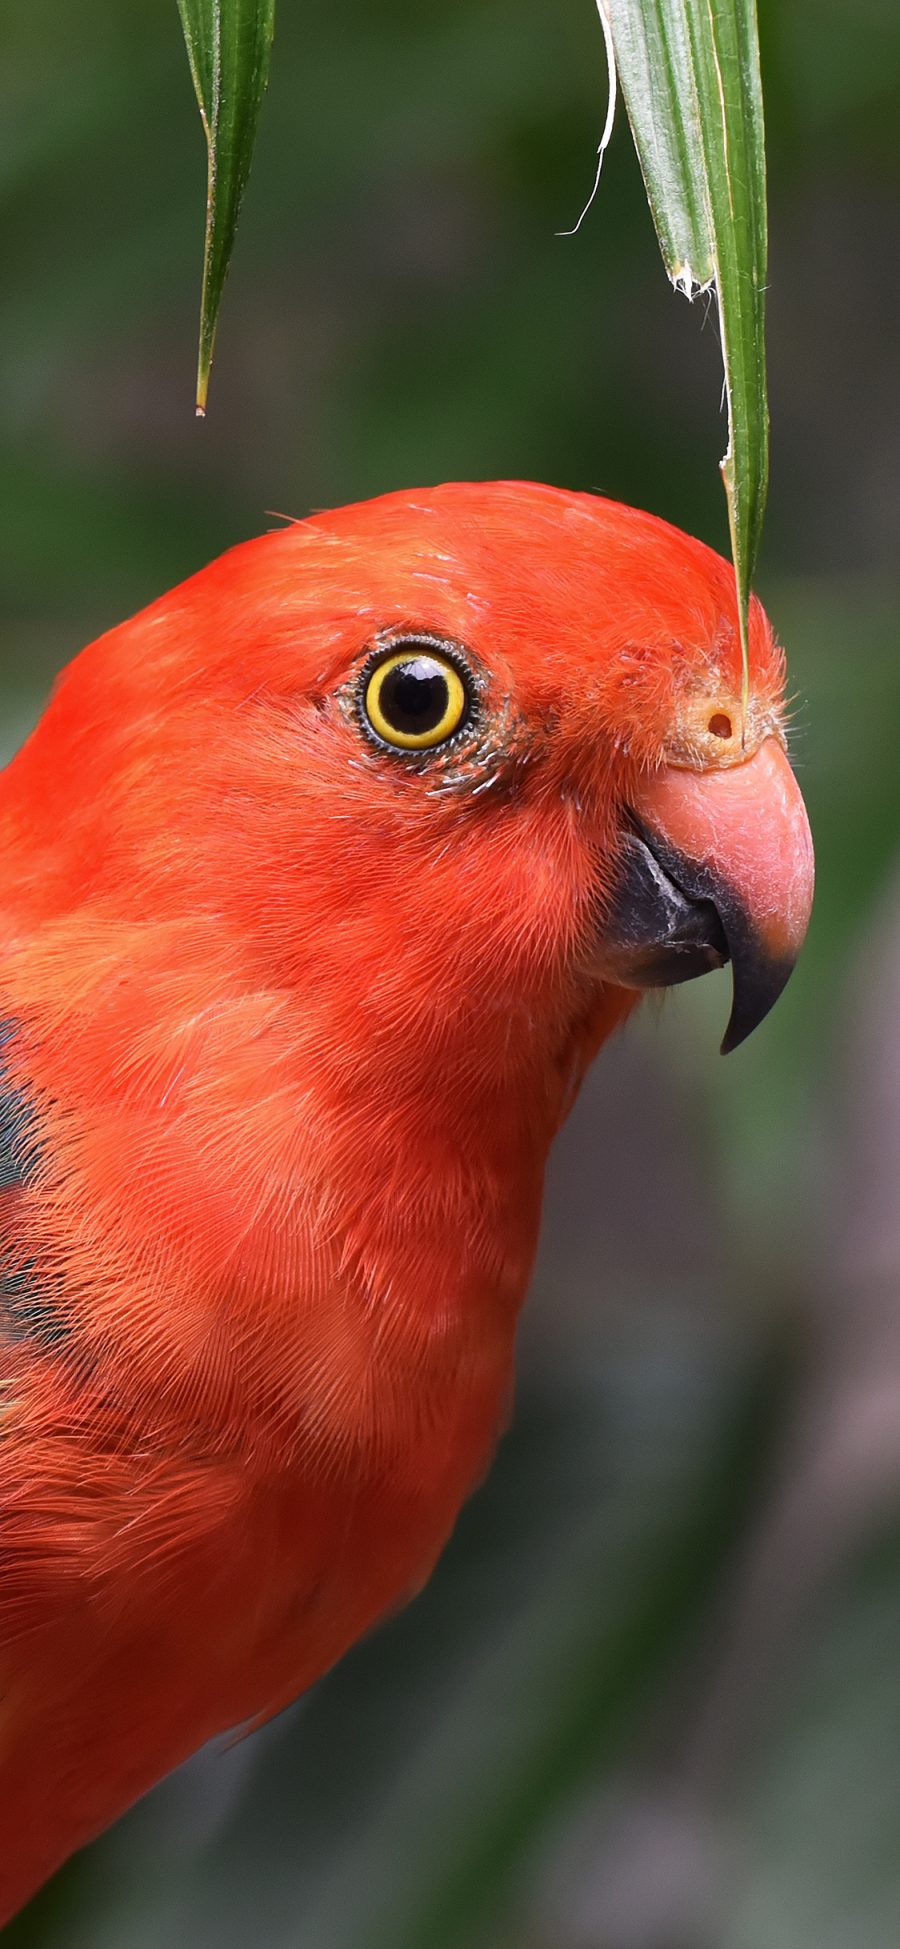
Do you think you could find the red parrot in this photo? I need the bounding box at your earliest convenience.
[0,481,813,1917]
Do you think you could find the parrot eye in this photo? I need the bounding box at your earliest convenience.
[361,641,471,752]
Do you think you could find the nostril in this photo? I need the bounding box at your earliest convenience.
[708,712,733,740]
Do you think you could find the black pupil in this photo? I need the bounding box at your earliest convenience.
[379,656,454,738]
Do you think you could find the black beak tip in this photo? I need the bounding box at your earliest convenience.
[719,944,798,1055]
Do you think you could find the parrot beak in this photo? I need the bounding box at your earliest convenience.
[600,738,815,1053]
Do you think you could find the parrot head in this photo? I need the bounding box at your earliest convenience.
[15,480,813,1117]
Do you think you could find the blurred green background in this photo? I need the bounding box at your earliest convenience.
[3,2,900,1944]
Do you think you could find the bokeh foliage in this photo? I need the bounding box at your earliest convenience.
[1,2,899,1944]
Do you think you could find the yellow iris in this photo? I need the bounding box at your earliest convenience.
[364,649,468,751]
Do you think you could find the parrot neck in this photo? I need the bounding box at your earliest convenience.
[0,900,630,1476]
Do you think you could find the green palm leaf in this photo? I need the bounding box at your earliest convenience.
[177,0,276,412]
[604,0,769,699]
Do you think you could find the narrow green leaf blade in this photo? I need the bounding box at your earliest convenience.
[177,0,276,412]
[604,0,769,701]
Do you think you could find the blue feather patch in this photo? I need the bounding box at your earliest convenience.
[0,1021,67,1344]
[0,1019,41,1190]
